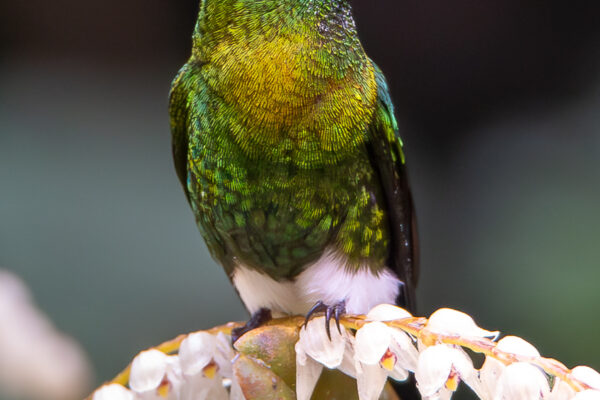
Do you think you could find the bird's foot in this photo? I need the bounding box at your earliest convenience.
[304,300,346,340]
[231,308,272,343]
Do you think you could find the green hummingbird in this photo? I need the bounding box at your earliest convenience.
[170,0,418,336]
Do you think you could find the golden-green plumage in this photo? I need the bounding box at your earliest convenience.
[170,0,418,309]
[190,0,378,167]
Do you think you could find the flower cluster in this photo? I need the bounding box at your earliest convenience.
[94,332,237,400]
[91,305,600,400]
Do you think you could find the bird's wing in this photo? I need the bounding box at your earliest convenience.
[366,64,419,312]
[169,65,193,203]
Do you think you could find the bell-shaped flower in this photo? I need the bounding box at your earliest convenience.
[354,322,397,400]
[426,308,499,340]
[92,384,134,400]
[480,336,541,398]
[129,350,181,399]
[179,332,218,376]
[572,366,600,391]
[178,332,229,400]
[494,362,550,400]
[354,320,417,386]
[296,317,348,368]
[129,350,168,393]
[364,304,417,374]
[415,344,479,399]
[295,317,349,400]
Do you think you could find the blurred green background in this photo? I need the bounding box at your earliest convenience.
[1,0,599,398]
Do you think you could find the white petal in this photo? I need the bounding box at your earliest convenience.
[296,317,347,369]
[129,350,169,393]
[367,304,412,321]
[494,362,549,400]
[214,332,235,379]
[388,364,409,382]
[442,346,481,398]
[356,362,390,400]
[207,378,229,400]
[389,329,419,372]
[496,336,540,357]
[572,366,600,390]
[180,371,228,400]
[415,345,456,396]
[93,384,134,400]
[416,344,477,397]
[179,375,209,400]
[338,338,358,378]
[179,332,217,376]
[480,357,506,400]
[549,379,576,400]
[296,356,324,400]
[427,308,499,339]
[573,390,600,400]
[355,322,391,365]
[164,356,184,397]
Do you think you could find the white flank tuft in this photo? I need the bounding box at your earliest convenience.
[232,250,401,315]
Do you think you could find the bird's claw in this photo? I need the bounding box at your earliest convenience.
[231,308,272,343]
[304,300,346,340]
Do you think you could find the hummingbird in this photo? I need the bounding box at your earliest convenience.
[170,0,418,340]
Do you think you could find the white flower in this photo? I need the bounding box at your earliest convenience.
[341,318,414,400]
[415,344,479,399]
[130,350,171,392]
[92,384,134,400]
[480,336,541,398]
[295,317,349,400]
[366,304,412,321]
[426,308,499,340]
[572,366,600,390]
[354,321,419,380]
[355,322,394,365]
[129,350,182,399]
[179,332,218,376]
[296,317,348,368]
[354,322,395,400]
[178,331,231,400]
[494,362,550,400]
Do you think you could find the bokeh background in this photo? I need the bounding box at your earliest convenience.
[1,0,599,398]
